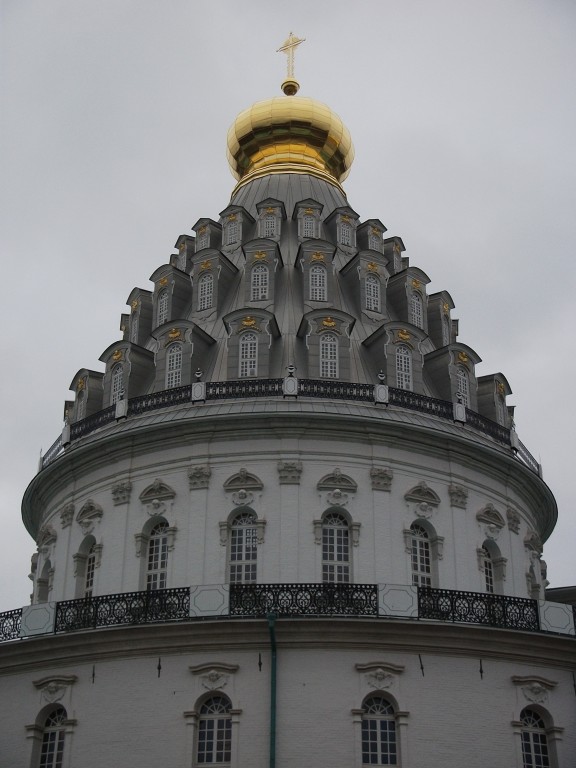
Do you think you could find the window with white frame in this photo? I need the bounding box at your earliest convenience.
[520,709,551,768]
[76,389,86,421]
[322,512,350,583]
[239,332,258,378]
[165,343,183,389]
[368,232,381,251]
[310,264,327,301]
[395,345,413,391]
[147,521,169,591]
[229,511,257,584]
[340,221,352,246]
[84,543,96,598]
[226,219,239,245]
[410,523,431,587]
[157,289,169,326]
[263,214,276,238]
[320,333,338,379]
[456,366,470,406]
[198,273,214,311]
[196,695,232,766]
[196,229,209,250]
[111,363,124,404]
[365,275,381,312]
[410,293,423,328]
[302,215,315,238]
[361,696,398,766]
[39,706,67,768]
[251,264,269,301]
[480,546,494,593]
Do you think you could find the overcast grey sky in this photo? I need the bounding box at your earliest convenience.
[1,0,575,611]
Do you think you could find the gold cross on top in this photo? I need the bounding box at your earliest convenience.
[277,31,306,80]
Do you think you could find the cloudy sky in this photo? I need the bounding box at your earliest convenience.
[1,0,575,612]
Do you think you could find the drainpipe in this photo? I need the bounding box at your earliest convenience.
[267,613,277,768]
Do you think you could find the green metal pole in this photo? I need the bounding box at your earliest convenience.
[267,613,277,768]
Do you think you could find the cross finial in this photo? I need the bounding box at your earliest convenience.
[277,31,306,94]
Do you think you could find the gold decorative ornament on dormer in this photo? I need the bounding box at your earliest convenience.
[228,213,237,221]
[168,328,181,339]
[131,300,139,311]
[397,329,411,342]
[304,208,314,215]
[197,225,207,235]
[458,351,469,363]
[341,214,350,223]
[322,317,337,328]
[178,241,186,251]
[242,316,257,327]
[393,242,401,252]
[158,277,168,287]
[253,251,267,261]
[412,279,421,289]
[112,350,123,362]
[443,302,450,314]
[311,252,325,262]
[371,227,380,236]
[497,382,505,395]
[77,378,85,391]
[200,260,212,271]
[367,262,378,273]
[266,207,276,214]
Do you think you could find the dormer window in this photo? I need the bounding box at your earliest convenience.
[251,264,269,301]
[411,293,423,328]
[456,366,469,406]
[320,333,339,378]
[130,312,139,343]
[196,227,209,250]
[340,222,352,246]
[239,332,258,378]
[111,363,124,404]
[226,217,239,246]
[368,230,381,252]
[76,389,86,420]
[157,289,169,326]
[302,215,316,238]
[396,345,413,391]
[263,215,277,238]
[166,343,183,389]
[198,273,214,311]
[310,264,327,301]
[365,275,381,312]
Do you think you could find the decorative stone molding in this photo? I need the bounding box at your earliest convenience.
[370,467,393,491]
[356,662,405,691]
[448,484,468,509]
[405,482,440,519]
[476,504,505,539]
[60,503,75,528]
[317,468,357,492]
[139,479,176,517]
[111,480,132,505]
[511,675,557,705]
[33,674,78,704]
[325,489,349,507]
[477,548,507,581]
[277,460,303,484]
[76,500,103,535]
[73,543,103,577]
[188,464,211,490]
[224,468,263,492]
[189,663,239,692]
[231,489,254,506]
[37,524,57,552]
[524,529,543,554]
[506,507,521,534]
[134,526,177,557]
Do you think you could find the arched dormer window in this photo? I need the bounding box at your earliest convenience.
[456,366,470,406]
[226,218,239,245]
[340,221,352,246]
[239,332,258,378]
[197,695,232,765]
[157,288,169,326]
[165,343,183,389]
[251,264,269,301]
[38,706,68,768]
[130,312,139,343]
[322,511,350,583]
[76,389,86,420]
[310,264,327,301]
[196,228,209,250]
[361,695,399,765]
[410,523,431,587]
[410,293,423,328]
[263,214,276,238]
[395,345,413,391]
[198,273,214,311]
[520,709,552,768]
[320,333,339,379]
[368,232,381,251]
[229,510,258,584]
[302,215,315,238]
[365,275,381,312]
[147,520,169,591]
[111,363,124,404]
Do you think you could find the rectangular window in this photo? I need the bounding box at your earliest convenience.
[229,526,257,583]
[263,215,276,238]
[302,215,315,238]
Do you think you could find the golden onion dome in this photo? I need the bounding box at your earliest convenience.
[226,87,354,194]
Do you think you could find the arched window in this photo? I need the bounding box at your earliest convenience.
[322,512,350,583]
[239,332,258,378]
[340,221,352,246]
[84,543,97,598]
[226,219,238,245]
[197,695,232,765]
[251,265,269,301]
[76,389,86,421]
[157,289,169,326]
[480,546,494,593]
[39,706,67,768]
[310,265,327,301]
[196,229,209,250]
[166,343,183,389]
[320,333,338,379]
[456,366,470,406]
[521,709,551,768]
[302,215,315,238]
[410,523,431,587]
[395,345,413,391]
[198,273,214,311]
[368,233,381,251]
[410,293,423,328]
[147,521,169,591]
[263,214,276,238]
[229,511,257,584]
[111,363,124,404]
[36,560,52,603]
[365,275,381,312]
[361,696,398,766]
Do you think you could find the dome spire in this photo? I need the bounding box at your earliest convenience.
[277,31,306,96]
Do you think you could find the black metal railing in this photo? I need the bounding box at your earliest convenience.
[516,438,540,475]
[465,409,511,445]
[128,386,192,416]
[418,587,539,632]
[229,583,378,617]
[389,388,454,419]
[206,378,284,399]
[0,608,22,642]
[70,406,115,441]
[54,587,190,633]
[298,379,374,401]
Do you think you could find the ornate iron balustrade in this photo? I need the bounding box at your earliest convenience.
[418,587,539,632]
[0,608,22,642]
[40,377,539,474]
[230,583,378,617]
[54,587,190,633]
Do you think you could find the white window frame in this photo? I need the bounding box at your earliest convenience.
[196,695,232,766]
[226,219,239,246]
[147,521,169,591]
[340,221,352,246]
[302,215,315,238]
[320,333,338,379]
[196,230,209,250]
[365,275,381,312]
[410,523,431,587]
[250,265,269,301]
[520,709,552,768]
[361,696,399,766]
[395,345,413,391]
[239,332,258,378]
[166,343,183,389]
[228,512,258,584]
[456,366,470,406]
[310,264,327,301]
[198,273,214,311]
[410,293,423,329]
[111,363,124,404]
[263,214,276,238]
[157,289,169,326]
[38,706,67,768]
[322,512,350,583]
